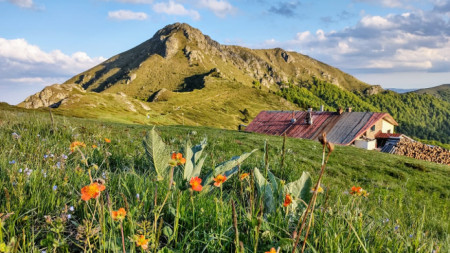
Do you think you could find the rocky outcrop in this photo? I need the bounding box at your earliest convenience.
[19,83,84,109]
[365,85,383,95]
[148,88,170,102]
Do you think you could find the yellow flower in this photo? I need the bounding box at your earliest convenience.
[311,184,324,194]
[0,242,7,252]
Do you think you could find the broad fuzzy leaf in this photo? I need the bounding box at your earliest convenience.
[253,167,275,213]
[284,171,312,210]
[203,149,257,191]
[183,138,207,181]
[142,127,170,181]
[253,168,312,214]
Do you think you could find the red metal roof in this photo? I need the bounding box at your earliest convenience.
[245,110,397,145]
[375,132,403,139]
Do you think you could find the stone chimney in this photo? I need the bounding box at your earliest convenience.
[337,107,343,115]
[347,107,352,112]
[320,105,324,112]
[307,107,313,112]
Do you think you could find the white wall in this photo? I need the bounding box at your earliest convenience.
[381,120,394,133]
[355,139,377,150]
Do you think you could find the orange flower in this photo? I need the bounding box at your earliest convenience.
[283,193,292,207]
[189,176,202,192]
[213,174,227,187]
[81,182,106,201]
[169,152,186,166]
[104,138,111,143]
[112,208,126,221]
[70,141,86,152]
[92,144,98,149]
[350,186,362,195]
[265,248,277,253]
[239,173,249,180]
[134,235,149,250]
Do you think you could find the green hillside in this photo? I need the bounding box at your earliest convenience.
[0,104,449,252]
[277,78,450,143]
[413,84,450,103]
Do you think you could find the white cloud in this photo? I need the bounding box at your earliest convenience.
[6,0,34,8]
[0,38,106,104]
[296,31,311,41]
[108,10,148,20]
[153,1,200,20]
[259,4,450,76]
[198,0,235,18]
[360,15,397,29]
[354,0,413,9]
[0,37,105,82]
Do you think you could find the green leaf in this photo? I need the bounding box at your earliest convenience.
[163,226,173,238]
[158,247,175,253]
[142,127,170,181]
[183,139,194,181]
[183,138,207,181]
[253,167,275,213]
[203,149,257,191]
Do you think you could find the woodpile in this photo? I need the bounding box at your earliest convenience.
[394,138,450,165]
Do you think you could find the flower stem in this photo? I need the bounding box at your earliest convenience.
[120,222,126,253]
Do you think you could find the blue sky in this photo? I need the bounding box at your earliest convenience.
[1,0,449,104]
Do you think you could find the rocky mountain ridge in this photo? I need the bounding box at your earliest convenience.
[20,23,375,111]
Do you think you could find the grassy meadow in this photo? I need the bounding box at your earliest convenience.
[0,106,448,252]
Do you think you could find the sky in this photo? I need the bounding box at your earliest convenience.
[0,0,449,105]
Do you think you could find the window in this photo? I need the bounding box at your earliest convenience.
[371,125,376,132]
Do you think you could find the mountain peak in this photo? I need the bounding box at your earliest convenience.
[156,23,198,36]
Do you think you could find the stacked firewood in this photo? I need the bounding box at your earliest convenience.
[394,138,450,165]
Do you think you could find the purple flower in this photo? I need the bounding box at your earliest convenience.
[12,132,20,139]
[52,185,57,191]
[69,206,74,212]
[9,160,16,164]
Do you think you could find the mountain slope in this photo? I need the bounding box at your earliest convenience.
[18,23,372,128]
[18,23,448,143]
[412,84,450,102]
